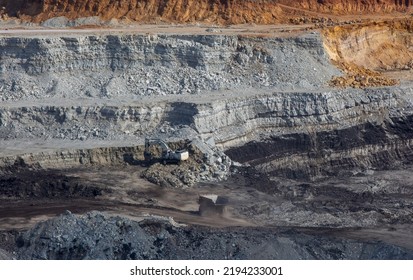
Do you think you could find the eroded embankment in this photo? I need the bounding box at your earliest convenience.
[322,19,413,87]
[323,20,413,71]
[1,0,411,24]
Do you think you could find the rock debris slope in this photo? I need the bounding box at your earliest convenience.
[16,211,413,260]
[0,33,336,101]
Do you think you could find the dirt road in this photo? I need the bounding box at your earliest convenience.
[0,166,253,231]
[0,164,412,252]
[0,23,313,38]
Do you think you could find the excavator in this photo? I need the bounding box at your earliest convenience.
[144,138,189,165]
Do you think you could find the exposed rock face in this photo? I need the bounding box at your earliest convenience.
[3,85,413,182]
[15,211,413,260]
[284,0,412,14]
[225,86,413,178]
[1,33,413,180]
[1,30,413,182]
[194,87,401,145]
[323,20,413,72]
[1,0,411,23]
[0,33,337,101]
[0,104,165,141]
[0,146,145,170]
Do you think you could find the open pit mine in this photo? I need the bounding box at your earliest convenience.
[0,0,413,260]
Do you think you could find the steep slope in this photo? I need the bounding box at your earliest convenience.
[0,0,411,24]
[323,19,413,72]
[1,30,413,181]
[321,19,413,87]
[0,33,337,102]
[279,0,413,14]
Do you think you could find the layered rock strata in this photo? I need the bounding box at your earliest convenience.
[1,31,413,180]
[0,32,336,101]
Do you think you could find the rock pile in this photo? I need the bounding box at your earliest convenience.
[141,137,233,188]
[329,62,398,88]
[14,211,413,260]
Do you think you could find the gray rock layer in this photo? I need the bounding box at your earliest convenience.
[15,211,413,260]
[0,33,338,101]
[2,87,413,180]
[1,32,413,180]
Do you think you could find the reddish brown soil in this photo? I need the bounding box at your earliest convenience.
[0,0,412,24]
[323,18,413,88]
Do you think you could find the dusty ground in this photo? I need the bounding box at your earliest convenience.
[0,166,252,231]
[0,163,412,254]
[0,23,313,37]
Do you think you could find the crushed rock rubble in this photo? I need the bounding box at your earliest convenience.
[14,211,413,260]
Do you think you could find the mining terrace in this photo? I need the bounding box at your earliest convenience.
[0,2,413,259]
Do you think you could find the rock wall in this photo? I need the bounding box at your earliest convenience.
[0,33,338,101]
[1,31,413,179]
[194,88,399,145]
[0,104,165,140]
[225,86,413,178]
[0,85,405,143]
[0,145,144,171]
[2,84,413,179]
